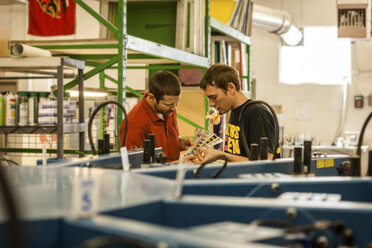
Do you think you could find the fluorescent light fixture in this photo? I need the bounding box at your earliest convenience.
[66,87,109,98]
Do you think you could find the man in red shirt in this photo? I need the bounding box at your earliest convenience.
[120,70,193,162]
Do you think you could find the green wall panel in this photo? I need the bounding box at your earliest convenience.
[112,2,177,47]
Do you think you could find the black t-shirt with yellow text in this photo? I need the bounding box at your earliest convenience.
[225,100,275,158]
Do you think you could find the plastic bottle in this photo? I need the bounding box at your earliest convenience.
[28,92,38,126]
[4,93,16,126]
[38,92,49,126]
[298,133,305,146]
[14,93,19,126]
[38,92,49,106]
[38,92,57,126]
[18,92,29,126]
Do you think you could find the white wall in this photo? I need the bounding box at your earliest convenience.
[1,0,371,148]
[252,0,372,147]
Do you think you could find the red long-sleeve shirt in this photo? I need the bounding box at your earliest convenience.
[120,97,180,161]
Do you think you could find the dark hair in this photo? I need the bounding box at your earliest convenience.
[149,70,181,102]
[200,63,240,91]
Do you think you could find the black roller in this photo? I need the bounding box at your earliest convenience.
[260,137,269,160]
[303,140,312,174]
[250,143,259,161]
[97,139,105,155]
[293,147,303,175]
[104,133,110,154]
[143,139,151,164]
[148,134,155,163]
[350,157,361,177]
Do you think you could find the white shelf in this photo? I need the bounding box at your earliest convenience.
[0,57,84,70]
[210,17,251,45]
[127,35,210,68]
[11,37,210,68]
[0,57,84,78]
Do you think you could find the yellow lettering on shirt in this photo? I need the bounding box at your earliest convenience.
[234,126,240,139]
[232,139,240,154]
[225,124,241,155]
[228,124,234,137]
[227,136,233,153]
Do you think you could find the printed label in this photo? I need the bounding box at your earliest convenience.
[325,159,334,168]
[316,159,325,168]
[70,176,100,218]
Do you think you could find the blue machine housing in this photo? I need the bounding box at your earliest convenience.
[181,176,372,202]
[135,155,350,179]
[51,148,163,169]
[2,154,372,247]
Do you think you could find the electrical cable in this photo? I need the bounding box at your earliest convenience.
[238,100,280,160]
[356,111,372,156]
[194,154,228,179]
[76,235,157,248]
[0,166,26,248]
[0,155,19,166]
[88,101,128,155]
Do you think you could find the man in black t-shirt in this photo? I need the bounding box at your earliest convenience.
[187,63,275,163]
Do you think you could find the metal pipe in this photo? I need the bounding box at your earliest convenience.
[333,81,349,144]
[252,4,303,46]
[293,146,303,175]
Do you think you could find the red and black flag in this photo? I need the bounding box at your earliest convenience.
[28,0,76,36]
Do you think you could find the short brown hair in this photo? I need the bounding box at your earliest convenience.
[200,63,241,91]
[149,70,181,102]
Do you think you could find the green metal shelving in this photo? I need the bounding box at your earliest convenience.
[7,0,251,154]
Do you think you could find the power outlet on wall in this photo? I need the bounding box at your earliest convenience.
[368,95,372,106]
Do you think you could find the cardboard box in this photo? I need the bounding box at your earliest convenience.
[0,26,10,57]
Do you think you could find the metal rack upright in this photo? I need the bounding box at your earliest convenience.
[0,57,85,159]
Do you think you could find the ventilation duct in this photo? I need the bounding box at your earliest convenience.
[252,4,303,46]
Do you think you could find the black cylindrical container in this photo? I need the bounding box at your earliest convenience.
[148,134,155,163]
[293,147,303,175]
[250,143,259,161]
[303,140,312,174]
[143,139,151,164]
[260,137,268,160]
[98,139,105,155]
[350,156,361,177]
[104,133,110,154]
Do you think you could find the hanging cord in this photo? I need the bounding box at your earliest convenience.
[238,100,280,160]
[194,154,228,179]
[357,111,372,157]
[0,166,26,248]
[88,100,128,155]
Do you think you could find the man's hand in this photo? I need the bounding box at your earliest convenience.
[179,137,194,151]
[182,154,196,163]
[182,147,226,164]
[194,147,226,164]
